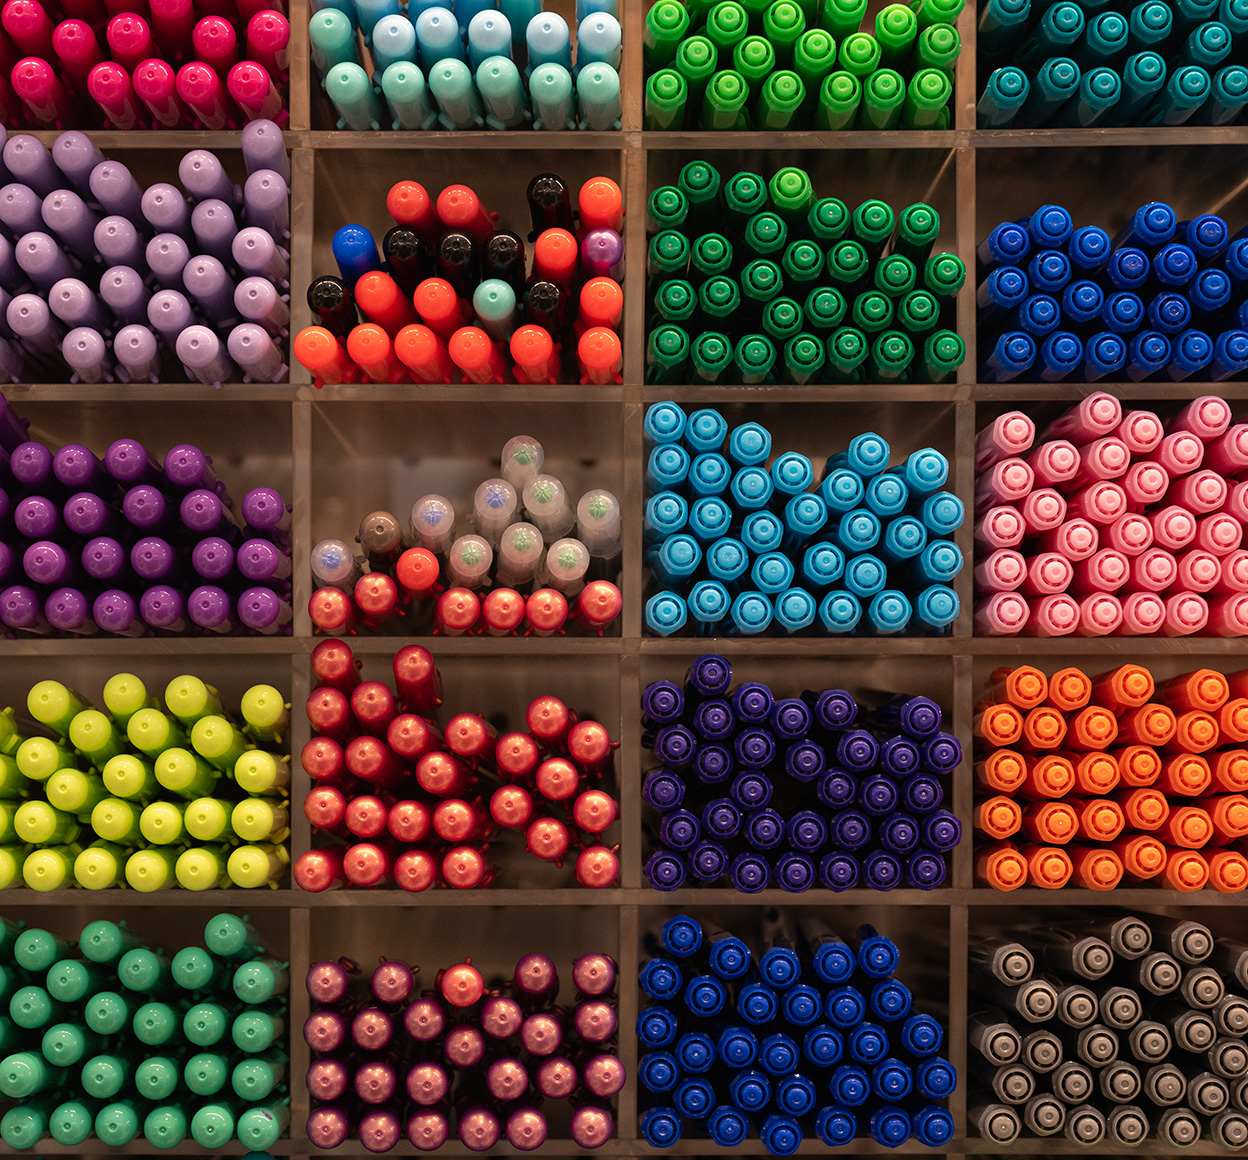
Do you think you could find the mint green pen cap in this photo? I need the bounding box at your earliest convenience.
[785,332,827,383]
[706,0,749,54]
[139,801,185,845]
[184,1002,230,1047]
[71,840,126,890]
[84,990,137,1036]
[133,1001,179,1046]
[763,296,804,341]
[915,21,959,69]
[734,333,777,382]
[902,66,952,126]
[744,210,788,256]
[859,66,905,128]
[0,754,23,797]
[924,251,965,296]
[644,0,689,68]
[816,68,862,127]
[135,1056,181,1100]
[234,751,290,796]
[47,768,106,817]
[828,325,869,375]
[805,285,848,331]
[698,274,741,320]
[768,166,814,221]
[46,958,106,1004]
[205,912,265,959]
[1,1048,54,1095]
[733,34,775,85]
[81,1052,130,1098]
[782,239,823,285]
[232,1008,284,1053]
[101,673,155,725]
[191,715,248,771]
[819,0,868,38]
[898,288,940,331]
[164,675,224,726]
[477,55,529,129]
[233,958,289,1004]
[2,1099,51,1147]
[10,984,58,1029]
[184,1051,230,1096]
[173,947,223,993]
[838,30,881,76]
[756,69,805,128]
[327,61,383,129]
[90,797,142,843]
[27,680,88,737]
[126,708,187,756]
[645,68,687,129]
[232,1053,286,1101]
[145,1104,188,1149]
[14,929,71,974]
[700,69,750,129]
[648,325,691,384]
[16,736,76,781]
[579,61,622,130]
[41,1021,97,1066]
[50,1098,97,1145]
[67,710,122,764]
[875,255,917,297]
[125,848,177,892]
[101,753,155,800]
[24,845,78,891]
[185,796,231,841]
[827,238,870,285]
[923,329,965,380]
[809,196,849,241]
[381,61,438,130]
[872,330,915,378]
[119,946,171,995]
[655,280,697,323]
[96,1099,141,1145]
[310,8,355,79]
[692,332,734,382]
[236,1101,290,1149]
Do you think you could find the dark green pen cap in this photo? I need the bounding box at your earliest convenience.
[804,285,848,330]
[871,329,915,379]
[923,328,965,380]
[645,69,688,130]
[763,0,807,61]
[725,171,768,230]
[826,238,869,285]
[793,28,838,91]
[808,196,849,241]
[852,290,894,332]
[859,67,905,128]
[734,333,778,382]
[827,325,869,375]
[768,166,814,222]
[692,232,734,278]
[816,69,861,128]
[897,202,941,262]
[692,332,734,382]
[698,274,741,320]
[784,332,827,383]
[733,35,776,85]
[706,0,749,55]
[782,239,824,285]
[924,251,966,296]
[762,296,804,341]
[838,31,881,76]
[679,160,722,214]
[851,198,895,250]
[647,325,692,384]
[740,258,784,305]
[648,230,691,279]
[743,210,788,257]
[755,70,805,129]
[700,69,751,129]
[875,255,917,297]
[898,288,940,332]
[655,279,697,323]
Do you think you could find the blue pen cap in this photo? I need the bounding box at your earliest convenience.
[806,686,857,728]
[800,542,845,591]
[645,591,688,636]
[900,447,948,494]
[676,1030,715,1073]
[644,850,686,890]
[881,515,927,561]
[1184,212,1228,258]
[728,421,771,466]
[688,452,731,497]
[1017,292,1060,335]
[1068,224,1111,270]
[729,1067,771,1110]
[777,851,815,892]
[908,849,947,889]
[689,496,732,544]
[901,1012,944,1056]
[865,473,908,517]
[684,973,727,1016]
[782,983,822,1027]
[640,957,683,1000]
[768,697,809,740]
[1084,330,1127,379]
[660,914,702,956]
[642,679,683,727]
[729,465,773,513]
[1062,278,1103,322]
[689,580,731,627]
[759,1031,799,1076]
[1025,204,1073,248]
[870,1104,912,1147]
[637,1004,679,1046]
[1027,248,1071,293]
[741,510,783,554]
[871,978,914,1021]
[810,935,855,984]
[873,1057,914,1101]
[729,590,772,635]
[784,492,828,542]
[818,590,862,633]
[645,491,687,540]
[647,443,690,491]
[1147,291,1191,333]
[639,1105,681,1146]
[673,1076,714,1119]
[916,1055,957,1098]
[717,1024,758,1067]
[693,698,734,741]
[978,221,1030,268]
[834,808,872,849]
[844,554,886,597]
[1211,329,1248,380]
[844,431,891,476]
[770,451,814,495]
[689,840,728,882]
[745,807,784,849]
[652,534,701,588]
[751,552,795,595]
[708,934,751,980]
[916,583,959,629]
[644,401,686,446]
[639,1049,679,1092]
[829,1061,870,1104]
[819,466,865,513]
[738,981,779,1024]
[1191,267,1231,314]
[821,851,861,889]
[776,1073,817,1115]
[760,1114,802,1156]
[1039,330,1083,381]
[1107,246,1149,290]
[913,1104,956,1147]
[1117,200,1176,248]
[332,224,380,285]
[1167,328,1213,379]
[687,652,732,695]
[857,926,900,975]
[1153,242,1196,287]
[685,407,728,452]
[804,1023,845,1067]
[729,851,770,892]
[825,984,866,1028]
[707,1105,748,1146]
[848,1020,889,1065]
[816,1106,857,1146]
[760,944,801,990]
[978,266,1028,317]
[658,809,699,850]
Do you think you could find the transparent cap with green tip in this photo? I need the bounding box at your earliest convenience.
[184,1051,229,1096]
[50,1098,96,1145]
[102,673,155,725]
[163,675,224,725]
[241,684,289,740]
[14,927,71,972]
[234,750,289,795]
[501,435,545,489]
[101,753,155,799]
[144,1104,188,1148]
[95,1099,141,1145]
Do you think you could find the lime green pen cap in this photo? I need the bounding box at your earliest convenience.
[184,1051,230,1096]
[0,710,21,757]
[675,35,717,95]
[763,296,804,341]
[185,796,231,841]
[236,1101,289,1149]
[851,198,896,249]
[828,325,870,374]
[101,674,154,725]
[79,920,140,965]
[184,1002,230,1047]
[872,329,915,378]
[646,69,687,129]
[156,748,219,800]
[734,332,778,381]
[14,929,70,973]
[139,801,185,845]
[644,0,689,68]
[84,990,137,1036]
[81,1052,130,1097]
[819,0,868,38]
[232,1052,286,1101]
[191,716,248,771]
[46,958,106,1003]
[0,846,24,890]
[782,239,823,285]
[95,1099,141,1145]
[1,1100,52,1148]
[733,34,775,84]
[176,847,229,892]
[164,675,224,726]
[234,751,289,796]
[233,799,289,843]
[902,66,952,126]
[794,28,837,90]
[15,801,78,845]
[74,842,126,890]
[899,288,940,331]
[172,947,223,992]
[119,947,171,995]
[136,1056,181,1101]
[144,1104,187,1149]
[67,710,122,765]
[24,845,78,891]
[911,0,964,28]
[48,769,107,817]
[764,0,807,59]
[126,708,187,756]
[768,166,813,221]
[205,912,264,958]
[27,680,88,737]
[232,1009,285,1052]
[805,285,848,330]
[924,251,965,296]
[838,30,881,76]
[125,848,177,892]
[875,3,917,64]
[133,1001,179,1046]
[90,798,141,844]
[16,736,76,781]
[0,754,24,798]
[756,69,805,128]
[816,69,861,128]
[101,753,155,800]
[233,958,289,1004]
[706,0,748,53]
[700,69,750,130]
[859,67,905,128]
[915,21,959,70]
[50,1098,97,1145]
[827,238,870,284]
[41,1022,94,1066]
[923,328,965,379]
[228,843,288,889]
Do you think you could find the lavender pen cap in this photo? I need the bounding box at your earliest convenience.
[113,325,161,383]
[141,182,191,236]
[139,584,186,631]
[16,232,77,291]
[147,290,196,346]
[4,136,59,196]
[93,589,142,635]
[235,277,289,333]
[1,584,47,630]
[9,294,65,352]
[50,277,111,331]
[241,120,290,182]
[96,216,145,272]
[243,169,290,237]
[188,584,234,631]
[0,183,43,236]
[147,232,193,288]
[45,586,95,633]
[89,160,144,219]
[192,536,235,580]
[62,327,112,383]
[176,324,238,386]
[100,267,150,324]
[191,199,237,264]
[237,537,290,582]
[105,437,159,484]
[179,149,240,207]
[237,586,290,633]
[51,132,105,193]
[227,322,286,382]
[241,485,290,533]
[182,256,237,323]
[42,189,99,253]
[81,536,127,581]
[24,539,74,584]
[232,227,288,283]
[63,492,114,536]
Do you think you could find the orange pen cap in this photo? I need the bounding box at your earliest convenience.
[1022,800,1079,844]
[1070,845,1124,890]
[1091,663,1154,711]
[578,175,624,232]
[387,179,439,242]
[1162,805,1213,849]
[1112,744,1162,787]
[355,269,418,334]
[1218,698,1248,744]
[1020,843,1074,888]
[1070,750,1119,795]
[1022,705,1067,750]
[976,795,1023,840]
[1213,749,1248,792]
[1197,793,1248,842]
[532,227,578,284]
[1160,668,1230,713]
[1207,849,1248,893]
[434,587,481,636]
[309,586,355,635]
[974,750,1027,794]
[989,665,1049,710]
[974,703,1025,748]
[1074,797,1125,842]
[1046,666,1093,711]
[1114,833,1166,879]
[394,323,456,383]
[975,841,1029,891]
[578,276,624,331]
[1020,753,1076,800]
[448,325,507,385]
[413,277,472,340]
[1167,709,1220,754]
[1066,706,1118,752]
[346,322,409,384]
[1116,786,1169,830]
[435,184,496,243]
[510,324,561,385]
[1226,669,1248,699]
[1158,753,1212,797]
[395,547,440,599]
[1118,703,1177,747]
[577,326,623,386]
[1162,847,1209,891]
[293,324,361,387]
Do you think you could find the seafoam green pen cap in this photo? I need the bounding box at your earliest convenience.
[139,802,184,845]
[176,848,228,892]
[96,1100,141,1146]
[184,1052,229,1096]
[236,1103,288,1149]
[90,798,141,843]
[185,796,230,841]
[11,983,58,1028]
[101,674,153,725]
[80,920,139,965]
[234,751,289,795]
[81,1053,128,1098]
[233,959,288,1004]
[67,710,121,764]
[23,846,75,891]
[232,1057,279,1101]
[27,680,87,737]
[16,736,75,780]
[50,1098,96,1145]
[1,1103,51,1149]
[46,958,104,1004]
[191,716,247,771]
[73,843,125,890]
[135,1057,180,1101]
[84,991,136,1036]
[119,947,170,995]
[204,912,264,959]
[233,1009,282,1051]
[163,676,224,726]
[1,1050,51,1096]
[15,928,70,973]
[101,753,154,800]
[133,1001,178,1046]
[125,849,176,892]
[144,1105,187,1148]
[184,1002,229,1046]
[126,709,186,756]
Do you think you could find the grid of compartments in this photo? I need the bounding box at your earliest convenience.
[4,1,1248,1156]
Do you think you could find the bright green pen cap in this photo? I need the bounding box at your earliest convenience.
[228,844,285,889]
[50,1098,96,1145]
[0,1049,51,1096]
[647,186,688,232]
[16,736,75,781]
[656,280,698,323]
[119,947,170,994]
[875,2,917,56]
[126,709,186,756]
[101,674,153,725]
[240,685,287,741]
[903,66,951,126]
[80,920,139,965]
[95,1100,141,1145]
[838,30,881,75]
[139,801,184,845]
[172,947,222,992]
[829,325,869,372]
[15,929,70,973]
[913,0,963,27]
[232,1009,283,1052]
[41,1021,91,1067]
[860,67,905,127]
[232,799,287,842]
[675,35,717,88]
[851,198,895,247]
[205,912,264,959]
[191,1103,236,1148]
[24,846,76,891]
[819,0,868,38]
[47,768,105,816]
[706,0,748,51]
[234,751,289,796]
[84,991,137,1036]
[74,843,124,890]
[236,1103,288,1149]
[27,680,87,737]
[135,1056,180,1100]
[692,332,733,381]
[176,847,228,892]
[816,69,861,127]
[733,34,775,83]
[756,70,805,128]
[644,0,689,67]
[132,1001,178,1045]
[768,166,814,220]
[90,797,141,843]
[646,68,687,130]
[764,0,807,51]
[155,748,217,799]
[184,1052,229,1096]
[191,716,248,771]
[185,796,230,841]
[184,1002,230,1047]
[67,710,122,763]
[163,675,223,725]
[81,1052,130,1097]
[700,69,750,129]
[916,21,959,68]
[101,753,155,800]
[144,1105,188,1149]
[125,849,177,892]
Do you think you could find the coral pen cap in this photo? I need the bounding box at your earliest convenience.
[579,276,624,329]
[395,547,439,597]
[441,962,484,1007]
[533,227,578,283]
[578,325,622,384]
[482,587,524,633]
[294,325,357,385]
[527,588,568,634]
[577,580,621,631]
[436,184,494,243]
[309,586,354,633]
[394,324,455,383]
[435,587,480,634]
[387,179,438,240]
[510,324,559,384]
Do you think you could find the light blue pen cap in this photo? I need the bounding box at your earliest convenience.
[644,401,686,445]
[845,553,886,597]
[477,55,530,128]
[917,539,962,583]
[371,14,417,72]
[916,584,958,629]
[741,509,783,554]
[531,63,576,129]
[752,552,795,594]
[819,467,865,513]
[467,9,512,69]
[802,541,845,587]
[686,408,728,452]
[775,588,816,633]
[309,10,360,82]
[577,63,622,130]
[707,537,749,583]
[689,496,732,543]
[689,452,731,496]
[838,431,890,476]
[786,493,828,540]
[730,465,773,511]
[646,491,687,537]
[577,12,622,68]
[731,590,773,634]
[834,508,881,553]
[382,61,438,129]
[869,590,912,634]
[646,591,688,636]
[353,0,401,42]
[690,581,731,626]
[898,447,948,494]
[819,590,862,633]
[415,6,465,68]
[648,443,690,490]
[728,421,771,466]
[527,10,572,70]
[771,451,814,495]
[653,534,701,586]
[882,514,927,560]
[864,473,907,517]
[326,63,383,130]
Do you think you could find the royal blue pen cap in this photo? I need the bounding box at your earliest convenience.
[642,768,684,811]
[855,925,900,975]
[640,957,683,1001]
[782,983,822,1027]
[1068,224,1111,271]
[1028,248,1072,293]
[829,1061,871,1103]
[916,1055,957,1098]
[729,1068,771,1111]
[804,1024,845,1067]
[637,1004,679,1046]
[689,840,729,882]
[873,1056,915,1101]
[701,796,741,839]
[849,1021,889,1066]
[684,407,728,452]
[1062,278,1104,322]
[645,591,688,637]
[644,850,686,890]
[809,931,855,985]
[658,809,699,850]
[645,401,686,446]
[727,421,771,467]
[913,1105,955,1147]
[707,932,751,979]
[689,496,732,545]
[818,590,862,634]
[1191,268,1231,314]
[1183,212,1229,258]
[1211,329,1248,380]
[908,849,948,889]
[746,807,785,849]
[332,225,380,285]
[865,472,908,518]
[770,451,814,495]
[760,943,801,991]
[645,491,688,541]
[684,973,727,1016]
[1084,330,1128,380]
[639,1050,679,1093]
[647,444,690,493]
[1153,242,1196,288]
[870,1104,912,1147]
[693,698,734,741]
[759,1031,800,1076]
[983,330,1036,382]
[639,1106,682,1146]
[741,510,783,554]
[728,465,773,513]
[750,552,795,595]
[654,723,697,768]
[816,1106,857,1146]
[901,1013,944,1056]
[1146,292,1191,333]
[1166,328,1212,380]
[1124,329,1169,380]
[922,808,962,851]
[643,679,684,727]
[737,980,779,1022]
[1227,238,1248,282]
[776,852,816,892]
[821,851,861,890]
[871,978,914,1022]
[1115,200,1176,249]
[819,466,865,513]
[760,1114,802,1157]
[652,534,701,588]
[1023,204,1073,249]
[977,222,1030,269]
[729,852,770,893]
[676,1030,715,1073]
[688,452,731,497]
[1039,330,1083,381]
[825,985,867,1028]
[689,580,731,629]
[687,652,732,696]
[717,1024,758,1067]
[660,914,702,956]
[673,1076,714,1120]
[707,1106,748,1146]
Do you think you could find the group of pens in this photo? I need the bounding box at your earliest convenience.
[304,947,622,1149]
[645,403,965,636]
[644,0,961,130]
[0,124,292,386]
[642,654,962,892]
[0,0,288,129]
[0,672,290,890]
[974,394,1248,638]
[295,639,621,891]
[646,160,966,386]
[0,406,295,637]
[979,200,1248,383]
[969,915,1248,1147]
[0,912,289,1147]
[309,433,623,637]
[295,171,627,387]
[978,0,1248,127]
[975,663,1248,892]
[312,0,622,131]
[638,912,955,1152]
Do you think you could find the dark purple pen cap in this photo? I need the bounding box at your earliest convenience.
[14,495,61,539]
[123,484,168,529]
[23,540,73,585]
[690,840,728,882]
[371,959,414,1005]
[837,729,879,771]
[776,852,815,893]
[139,584,185,631]
[864,849,903,890]
[643,850,686,891]
[302,1008,348,1053]
[642,769,684,811]
[921,731,961,774]
[105,437,160,484]
[306,1057,350,1102]
[642,679,684,726]
[406,1061,449,1105]
[819,852,861,891]
[180,487,227,533]
[833,810,871,851]
[702,797,740,838]
[860,773,898,815]
[787,810,827,850]
[693,698,734,741]
[93,589,139,635]
[241,485,289,533]
[877,692,941,738]
[0,394,30,452]
[52,442,105,490]
[82,536,127,581]
[130,536,176,580]
[659,810,697,850]
[11,441,54,489]
[359,1109,401,1153]
[189,585,234,631]
[351,1006,393,1051]
[45,587,93,633]
[745,807,784,849]
[772,697,812,740]
[907,849,946,890]
[458,1107,501,1152]
[164,443,223,493]
[882,814,920,853]
[306,1107,351,1150]
[729,852,770,893]
[733,681,774,723]
[479,995,522,1040]
[694,743,732,784]
[63,492,116,536]
[238,586,286,632]
[817,768,857,809]
[903,775,942,814]
[734,728,775,769]
[0,541,13,585]
[581,228,624,279]
[485,1057,528,1101]
[653,724,696,769]
[192,536,234,580]
[354,1058,398,1104]
[505,1108,548,1151]
[573,952,616,996]
[731,770,771,808]
[1,584,45,629]
[686,653,732,697]
[306,959,354,1003]
[922,809,961,851]
[785,740,825,782]
[881,735,920,777]
[806,687,858,730]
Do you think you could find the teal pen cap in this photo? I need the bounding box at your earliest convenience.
[730,590,774,635]
[578,62,623,129]
[772,450,815,494]
[309,9,360,84]
[1144,62,1210,122]
[1054,64,1120,127]
[742,509,783,554]
[1175,19,1231,68]
[190,1101,239,1148]
[84,990,138,1036]
[1204,64,1248,123]
[784,333,826,384]
[880,514,928,561]
[1127,0,1172,47]
[96,1099,142,1146]
[869,589,913,634]
[914,538,962,583]
[135,1055,181,1101]
[644,401,686,445]
[529,62,576,130]
[645,68,688,130]
[1171,0,1219,21]
[978,0,1030,58]
[647,325,692,384]
[728,421,771,466]
[233,958,289,1004]
[818,589,863,633]
[689,580,732,629]
[775,587,817,633]
[1017,0,1084,68]
[916,583,958,630]
[920,490,964,535]
[730,464,774,511]
[472,279,518,340]
[646,491,688,540]
[1074,11,1128,66]
[381,62,438,129]
[692,332,734,382]
[734,333,778,383]
[475,55,529,128]
[1015,56,1080,126]
[232,1007,286,1053]
[645,591,688,636]
[978,66,1029,126]
[184,1051,230,1096]
[50,1097,100,1146]
[785,491,829,541]
[144,1104,188,1149]
[119,946,173,995]
[325,62,383,130]
[687,408,730,452]
[707,536,750,585]
[804,285,848,331]
[802,541,846,588]
[428,58,485,128]
[1221,0,1248,30]
[676,36,718,109]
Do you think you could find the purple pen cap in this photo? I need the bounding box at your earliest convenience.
[0,394,28,452]
[243,169,290,237]
[17,232,76,291]
[100,267,149,324]
[130,535,177,580]
[182,256,237,322]
[53,442,105,490]
[237,537,289,582]
[141,182,191,236]
[24,540,74,585]
[176,325,238,385]
[63,492,115,537]
[105,437,159,484]
[189,584,233,631]
[146,232,192,289]
[179,149,239,206]
[81,536,128,581]
[191,199,237,264]
[227,322,285,382]
[0,336,21,383]
[123,484,169,530]
[232,227,287,283]
[0,542,13,585]
[242,121,290,183]
[9,294,65,352]
[180,487,228,533]
[238,586,290,633]
[11,440,54,488]
[241,485,290,534]
[192,536,235,580]
[0,183,44,236]
[580,228,624,280]
[113,325,161,383]
[95,218,143,269]
[4,135,59,196]
[164,443,222,492]
[1,584,45,630]
[42,190,99,254]
[0,235,21,293]
[89,160,144,220]
[139,584,185,631]
[147,290,196,346]
[45,587,94,633]
[62,328,112,383]
[93,589,140,635]
[51,132,105,194]
[14,494,61,538]
[235,276,288,333]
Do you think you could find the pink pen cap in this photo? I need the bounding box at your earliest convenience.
[975,411,1037,473]
[1176,548,1222,593]
[1206,424,1248,474]
[1026,438,1079,487]
[236,0,275,20]
[1166,469,1227,514]
[1168,396,1232,442]
[106,11,155,69]
[1114,409,1164,455]
[1209,593,1248,637]
[975,591,1028,635]
[1217,550,1248,593]
[1020,551,1073,596]
[1073,547,1128,593]
[1150,504,1197,550]
[87,61,144,129]
[974,505,1025,549]
[1162,590,1208,636]
[1121,461,1169,508]
[1024,592,1079,637]
[1046,391,1123,444]
[246,9,289,75]
[3,0,54,56]
[1020,487,1066,535]
[975,457,1035,509]
[52,18,103,88]
[192,15,236,71]
[1131,546,1178,591]
[1104,512,1153,555]
[1070,436,1130,487]
[1039,517,1099,561]
[149,0,193,53]
[1116,590,1165,635]
[12,57,71,125]
[1223,481,1248,524]
[176,60,236,129]
[1066,479,1127,526]
[974,548,1026,593]
[1076,591,1123,637]
[226,60,284,123]
[1155,430,1204,476]
[133,58,188,127]
[1197,512,1243,555]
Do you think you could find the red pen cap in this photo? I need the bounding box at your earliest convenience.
[312,638,361,690]
[293,847,345,893]
[1071,435,1130,487]
[440,961,484,1007]
[578,176,624,232]
[526,588,568,635]
[496,732,540,781]
[526,816,570,863]
[388,799,431,843]
[443,845,489,890]
[975,458,1034,509]
[387,713,441,761]
[568,719,616,769]
[302,736,346,783]
[434,587,481,635]
[490,784,533,828]
[576,845,619,888]
[388,180,439,239]
[573,788,617,833]
[354,571,401,625]
[347,323,408,384]
[433,798,480,842]
[345,794,389,839]
[436,184,495,243]
[295,325,361,387]
[576,581,622,633]
[356,270,418,335]
[304,785,347,830]
[396,547,440,598]
[345,735,406,788]
[533,227,578,284]
[1149,504,1197,551]
[309,586,355,634]
[414,278,471,340]
[445,713,498,766]
[527,694,577,746]
[481,588,525,635]
[535,757,580,801]
[343,841,393,887]
[394,848,438,893]
[579,277,624,330]
[394,324,455,383]
[449,325,507,385]
[510,324,561,385]
[577,326,623,385]
[393,644,441,712]
[416,751,470,797]
[307,685,354,739]
[350,680,397,737]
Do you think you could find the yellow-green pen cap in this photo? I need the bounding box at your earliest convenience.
[101,674,154,725]
[90,798,142,844]
[0,802,17,843]
[175,847,229,892]
[27,681,88,737]
[139,801,185,845]
[190,716,248,771]
[15,737,76,781]
[184,798,231,842]
[23,846,77,891]
[0,708,22,755]
[126,709,186,757]
[73,842,126,890]
[67,710,123,764]
[227,843,286,889]
[47,769,106,817]
[154,748,217,799]
[15,801,80,845]
[231,799,288,842]
[163,676,224,726]
[240,685,288,742]
[124,849,176,892]
[233,751,289,796]
[101,753,155,800]
[0,755,26,798]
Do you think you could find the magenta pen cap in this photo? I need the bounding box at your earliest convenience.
[140,584,185,629]
[0,542,13,585]
[90,160,144,220]
[237,585,288,632]
[63,492,114,536]
[123,484,168,528]
[62,327,111,381]
[179,149,239,206]
[241,485,289,532]
[241,119,289,182]
[1,584,43,629]
[81,536,128,581]
[93,589,139,635]
[0,183,44,235]
[164,443,218,490]
[237,537,287,581]
[45,586,93,632]
[24,540,73,584]
[95,217,143,268]
[242,169,289,237]
[147,232,192,288]
[232,227,287,282]
[4,135,59,196]
[51,132,105,193]
[180,487,225,532]
[147,290,195,345]
[189,584,232,629]
[192,535,235,579]
[100,267,149,323]
[53,442,101,489]
[130,535,176,580]
[113,325,161,381]
[105,437,158,484]
[142,182,191,235]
